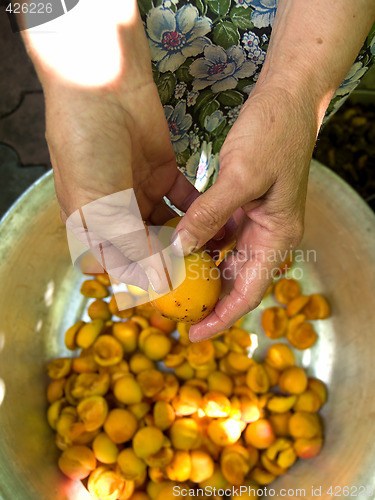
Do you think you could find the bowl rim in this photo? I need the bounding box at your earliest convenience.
[0,161,374,230]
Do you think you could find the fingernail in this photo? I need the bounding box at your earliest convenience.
[212,227,225,241]
[171,228,198,256]
[144,266,162,293]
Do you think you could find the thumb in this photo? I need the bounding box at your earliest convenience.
[172,174,244,255]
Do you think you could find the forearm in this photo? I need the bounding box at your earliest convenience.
[257,0,375,126]
[21,0,152,93]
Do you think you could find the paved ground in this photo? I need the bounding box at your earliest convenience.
[0,6,374,218]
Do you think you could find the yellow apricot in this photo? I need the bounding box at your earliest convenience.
[77,396,108,432]
[199,464,227,490]
[294,389,321,412]
[138,327,163,350]
[286,295,310,318]
[220,445,251,484]
[128,402,151,420]
[56,406,77,438]
[92,432,119,464]
[72,348,98,373]
[155,482,180,500]
[226,327,252,350]
[71,372,110,399]
[232,374,247,386]
[294,437,323,459]
[131,315,149,330]
[114,376,143,404]
[47,378,66,404]
[288,411,321,439]
[308,377,328,406]
[172,385,202,416]
[212,340,229,359]
[201,391,231,418]
[129,352,155,374]
[246,364,270,394]
[76,319,104,349]
[165,450,191,481]
[185,378,208,393]
[150,250,221,324]
[109,293,135,319]
[190,449,214,483]
[266,438,297,469]
[207,371,233,397]
[170,418,200,450]
[129,493,150,500]
[135,302,155,320]
[177,322,191,345]
[194,359,217,379]
[250,467,276,485]
[267,395,297,413]
[153,401,175,430]
[136,369,164,397]
[104,409,138,444]
[274,278,301,305]
[154,373,180,402]
[147,481,171,500]
[88,299,112,321]
[302,294,330,320]
[265,343,295,370]
[118,479,136,500]
[268,412,292,438]
[87,466,125,500]
[68,423,99,446]
[207,418,242,446]
[65,321,85,350]
[95,273,112,287]
[262,363,279,387]
[260,453,287,476]
[261,307,288,339]
[63,374,80,406]
[81,279,109,299]
[47,358,72,380]
[133,426,165,458]
[174,360,195,380]
[92,335,124,366]
[143,333,172,361]
[227,352,253,372]
[239,396,261,424]
[150,311,177,334]
[113,321,139,353]
[58,445,96,480]
[118,447,147,480]
[144,447,174,468]
[186,339,215,367]
[244,419,275,449]
[163,345,186,368]
[286,315,318,350]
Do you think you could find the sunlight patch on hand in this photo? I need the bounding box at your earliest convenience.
[24,0,137,86]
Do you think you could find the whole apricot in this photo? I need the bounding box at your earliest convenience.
[150,250,221,324]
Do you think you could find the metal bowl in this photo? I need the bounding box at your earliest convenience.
[0,161,375,500]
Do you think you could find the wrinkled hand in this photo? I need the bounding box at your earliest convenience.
[43,71,198,290]
[175,84,319,341]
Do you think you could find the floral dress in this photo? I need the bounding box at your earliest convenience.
[137,0,375,191]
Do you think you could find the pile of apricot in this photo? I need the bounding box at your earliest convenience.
[262,276,330,349]
[46,268,327,500]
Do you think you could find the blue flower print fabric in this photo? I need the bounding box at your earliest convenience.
[137,0,374,192]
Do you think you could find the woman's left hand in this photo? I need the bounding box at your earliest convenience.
[174,82,319,341]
